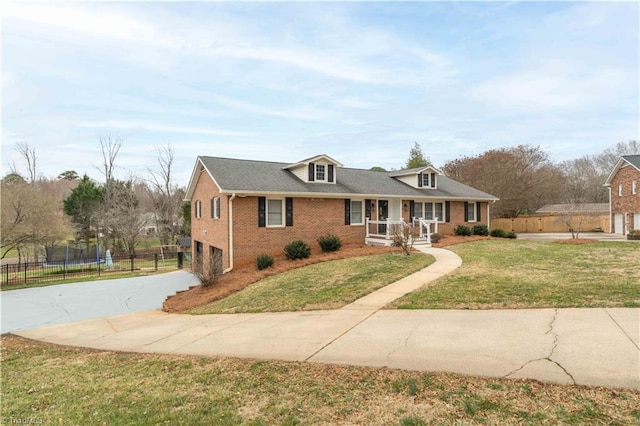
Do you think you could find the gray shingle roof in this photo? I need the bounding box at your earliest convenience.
[623,155,640,169]
[197,156,498,201]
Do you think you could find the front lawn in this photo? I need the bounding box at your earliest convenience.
[188,253,434,314]
[394,240,640,309]
[2,335,638,425]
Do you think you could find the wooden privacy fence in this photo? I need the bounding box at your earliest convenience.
[491,215,609,233]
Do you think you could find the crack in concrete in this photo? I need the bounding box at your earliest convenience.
[104,318,118,333]
[505,309,576,385]
[304,310,378,362]
[385,327,415,360]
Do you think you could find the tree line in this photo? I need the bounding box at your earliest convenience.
[1,137,188,262]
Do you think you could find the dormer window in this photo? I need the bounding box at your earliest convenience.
[421,173,430,187]
[418,172,436,189]
[308,162,334,183]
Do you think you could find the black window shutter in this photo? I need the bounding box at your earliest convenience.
[308,163,315,181]
[344,199,351,225]
[328,165,334,183]
[286,197,293,227]
[464,202,469,222]
[417,173,423,188]
[258,197,266,227]
[430,173,436,188]
[477,202,482,222]
[445,201,451,223]
[409,201,415,219]
[365,199,372,219]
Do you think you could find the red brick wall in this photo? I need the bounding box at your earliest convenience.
[190,171,230,270]
[610,165,640,233]
[232,197,365,267]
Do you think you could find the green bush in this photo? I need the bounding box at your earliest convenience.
[454,225,472,236]
[284,240,311,260]
[317,234,342,252]
[490,228,507,238]
[256,254,274,270]
[506,232,517,239]
[472,224,489,236]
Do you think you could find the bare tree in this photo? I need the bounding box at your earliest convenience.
[97,135,122,251]
[148,143,183,245]
[443,145,563,218]
[14,142,39,183]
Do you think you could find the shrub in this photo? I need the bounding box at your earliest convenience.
[284,240,311,260]
[454,225,472,236]
[506,232,517,239]
[317,234,342,252]
[193,261,219,288]
[430,233,441,243]
[256,254,274,270]
[490,228,507,238]
[472,224,489,236]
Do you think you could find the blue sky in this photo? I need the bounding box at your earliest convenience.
[2,1,638,186]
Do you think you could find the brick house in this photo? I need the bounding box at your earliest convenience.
[185,154,498,273]
[605,155,640,235]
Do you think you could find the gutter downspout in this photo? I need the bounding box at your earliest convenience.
[223,193,236,273]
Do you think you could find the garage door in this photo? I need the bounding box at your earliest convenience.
[614,214,624,235]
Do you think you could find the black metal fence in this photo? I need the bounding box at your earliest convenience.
[1,252,192,288]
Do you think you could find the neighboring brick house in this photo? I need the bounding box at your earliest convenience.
[605,155,640,235]
[185,154,498,273]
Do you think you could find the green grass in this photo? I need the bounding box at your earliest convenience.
[394,240,640,309]
[2,335,638,425]
[188,253,434,314]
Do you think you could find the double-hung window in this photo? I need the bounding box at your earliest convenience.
[350,200,364,225]
[434,203,444,222]
[466,201,477,222]
[421,173,430,187]
[413,202,423,220]
[211,197,220,219]
[195,200,202,219]
[267,199,284,227]
[316,164,326,181]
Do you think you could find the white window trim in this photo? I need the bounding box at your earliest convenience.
[350,200,364,225]
[467,201,477,223]
[211,197,220,219]
[195,200,202,219]
[266,198,285,228]
[415,202,445,223]
[633,180,637,195]
[421,173,430,187]
[619,184,623,196]
[315,164,326,182]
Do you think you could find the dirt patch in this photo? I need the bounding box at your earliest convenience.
[554,238,598,245]
[163,236,491,313]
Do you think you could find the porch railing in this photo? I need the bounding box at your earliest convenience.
[365,218,439,243]
[365,218,405,240]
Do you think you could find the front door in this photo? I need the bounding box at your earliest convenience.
[378,200,389,234]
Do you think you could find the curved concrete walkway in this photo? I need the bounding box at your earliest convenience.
[13,248,640,390]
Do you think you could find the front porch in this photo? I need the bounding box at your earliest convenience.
[364,218,439,247]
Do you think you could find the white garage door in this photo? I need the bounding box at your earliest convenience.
[614,214,624,235]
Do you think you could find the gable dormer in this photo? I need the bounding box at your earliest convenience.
[283,154,344,184]
[389,166,442,189]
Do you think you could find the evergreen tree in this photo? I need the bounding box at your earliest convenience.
[63,175,104,244]
[405,142,432,169]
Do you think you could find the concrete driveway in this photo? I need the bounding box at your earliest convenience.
[1,271,199,334]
